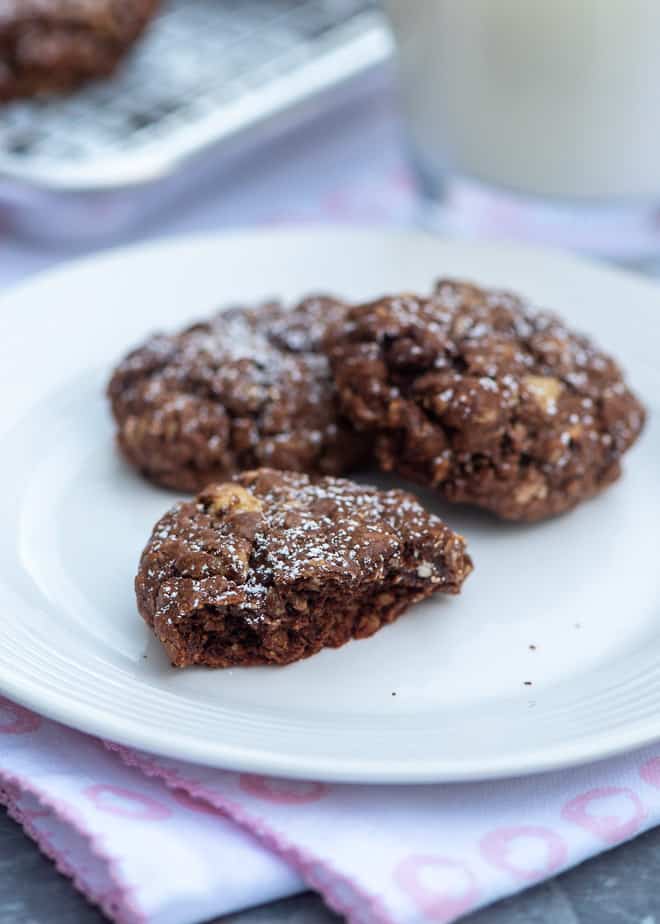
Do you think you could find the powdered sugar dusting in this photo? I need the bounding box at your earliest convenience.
[330,278,645,521]
[137,470,471,649]
[108,297,366,491]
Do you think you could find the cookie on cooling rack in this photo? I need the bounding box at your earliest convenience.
[0,0,160,101]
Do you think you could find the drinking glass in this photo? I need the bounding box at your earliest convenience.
[382,0,660,264]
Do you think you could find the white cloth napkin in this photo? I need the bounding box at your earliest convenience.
[3,696,660,923]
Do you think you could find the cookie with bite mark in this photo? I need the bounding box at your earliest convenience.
[135,468,473,667]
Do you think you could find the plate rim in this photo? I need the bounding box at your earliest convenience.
[4,669,660,784]
[2,223,659,312]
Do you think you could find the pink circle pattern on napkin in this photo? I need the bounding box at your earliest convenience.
[84,784,171,821]
[561,787,647,844]
[480,826,567,881]
[239,774,328,804]
[393,855,479,923]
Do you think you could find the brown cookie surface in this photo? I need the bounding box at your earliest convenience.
[326,280,646,521]
[108,297,366,492]
[136,468,473,667]
[0,0,160,101]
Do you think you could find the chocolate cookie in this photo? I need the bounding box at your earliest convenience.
[108,297,365,492]
[0,0,160,102]
[326,280,646,522]
[136,468,473,667]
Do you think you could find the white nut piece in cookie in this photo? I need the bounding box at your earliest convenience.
[206,484,263,515]
[523,375,563,415]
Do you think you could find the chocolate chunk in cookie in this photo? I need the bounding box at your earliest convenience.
[136,468,473,667]
[108,297,365,492]
[326,280,646,521]
[0,0,160,102]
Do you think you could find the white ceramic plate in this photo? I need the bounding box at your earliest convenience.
[0,229,658,783]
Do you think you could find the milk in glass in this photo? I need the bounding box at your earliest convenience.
[384,0,660,202]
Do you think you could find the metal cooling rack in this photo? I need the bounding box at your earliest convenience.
[0,0,391,239]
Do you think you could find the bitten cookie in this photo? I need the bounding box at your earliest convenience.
[135,468,473,667]
[108,297,365,492]
[0,0,160,102]
[326,280,646,522]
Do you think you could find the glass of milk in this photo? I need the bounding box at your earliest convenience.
[383,0,660,262]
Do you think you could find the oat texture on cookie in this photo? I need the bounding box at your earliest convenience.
[135,468,473,667]
[109,298,366,492]
[325,280,645,521]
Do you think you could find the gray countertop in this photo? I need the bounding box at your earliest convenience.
[3,806,660,924]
